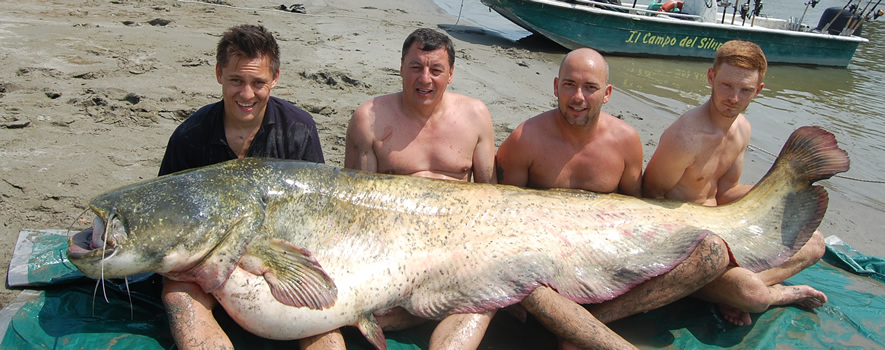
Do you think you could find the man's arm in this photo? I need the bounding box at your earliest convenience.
[158,131,196,176]
[522,287,637,349]
[642,129,693,199]
[344,106,378,172]
[618,127,644,198]
[494,123,532,187]
[471,103,497,184]
[715,150,752,205]
[301,122,326,164]
[715,118,753,205]
[163,279,233,350]
[158,140,181,176]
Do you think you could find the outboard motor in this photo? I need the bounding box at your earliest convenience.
[816,6,863,36]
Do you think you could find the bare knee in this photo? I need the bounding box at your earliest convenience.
[738,282,771,313]
[721,271,771,313]
[694,235,730,278]
[804,230,826,262]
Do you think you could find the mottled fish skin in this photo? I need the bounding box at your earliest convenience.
[67,126,848,348]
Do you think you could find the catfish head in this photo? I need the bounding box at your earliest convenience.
[66,163,264,284]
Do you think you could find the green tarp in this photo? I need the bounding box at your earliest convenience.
[3,230,884,349]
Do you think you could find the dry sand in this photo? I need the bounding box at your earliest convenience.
[0,0,877,311]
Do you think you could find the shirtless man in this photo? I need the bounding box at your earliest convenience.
[497,48,729,349]
[643,40,827,326]
[495,49,642,196]
[346,28,496,182]
[342,28,497,350]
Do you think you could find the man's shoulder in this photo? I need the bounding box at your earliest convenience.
[269,96,314,122]
[353,93,399,119]
[170,102,222,137]
[521,110,554,129]
[664,110,705,138]
[508,111,557,144]
[602,112,639,136]
[447,92,488,110]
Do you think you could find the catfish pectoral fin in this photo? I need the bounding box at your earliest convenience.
[357,314,387,350]
[241,235,337,309]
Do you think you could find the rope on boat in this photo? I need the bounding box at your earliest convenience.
[748,144,885,184]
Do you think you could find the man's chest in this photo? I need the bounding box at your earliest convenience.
[528,153,624,192]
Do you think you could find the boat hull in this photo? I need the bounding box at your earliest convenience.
[482,0,866,67]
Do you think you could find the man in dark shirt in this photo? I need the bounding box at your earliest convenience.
[158,95,323,175]
[158,24,324,350]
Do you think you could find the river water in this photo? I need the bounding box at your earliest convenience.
[435,0,884,218]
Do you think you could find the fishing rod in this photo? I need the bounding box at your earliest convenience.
[846,0,883,34]
[751,0,762,27]
[843,0,874,35]
[798,0,820,28]
[731,0,738,24]
[741,0,750,25]
[856,0,881,23]
[822,0,856,32]
[721,0,730,23]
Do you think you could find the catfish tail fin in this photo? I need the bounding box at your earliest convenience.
[727,126,849,273]
[769,125,850,185]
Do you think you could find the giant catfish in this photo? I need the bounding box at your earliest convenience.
[67,126,849,348]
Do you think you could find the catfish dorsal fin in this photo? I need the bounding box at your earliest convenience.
[240,235,337,309]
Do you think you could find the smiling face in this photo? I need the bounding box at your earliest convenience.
[553,49,612,127]
[399,42,454,110]
[707,63,764,119]
[216,54,280,127]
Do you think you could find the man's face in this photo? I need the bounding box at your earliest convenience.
[707,63,764,118]
[400,42,453,109]
[553,57,611,127]
[216,55,279,125]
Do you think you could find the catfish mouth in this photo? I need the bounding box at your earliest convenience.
[67,215,124,260]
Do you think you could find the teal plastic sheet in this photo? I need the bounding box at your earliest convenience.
[3,230,884,349]
[610,251,885,349]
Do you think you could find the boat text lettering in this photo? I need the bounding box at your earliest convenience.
[625,31,726,51]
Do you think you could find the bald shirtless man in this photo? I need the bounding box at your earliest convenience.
[643,40,827,326]
[495,50,642,196]
[341,28,497,350]
[497,48,729,349]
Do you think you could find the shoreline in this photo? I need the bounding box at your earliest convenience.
[0,0,878,312]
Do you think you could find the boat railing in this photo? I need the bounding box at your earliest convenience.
[560,0,703,21]
[558,0,820,32]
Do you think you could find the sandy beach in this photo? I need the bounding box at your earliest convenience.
[0,0,877,313]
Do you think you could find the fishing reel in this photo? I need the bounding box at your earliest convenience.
[739,0,764,20]
[740,3,750,19]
